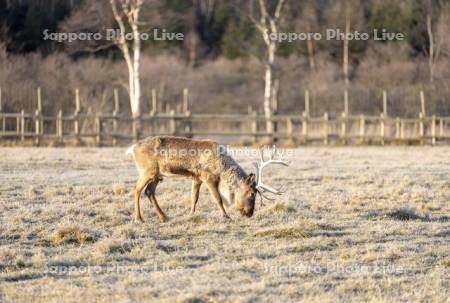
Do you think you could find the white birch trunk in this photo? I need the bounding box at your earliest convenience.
[264,43,275,133]
[110,0,143,137]
[131,24,141,118]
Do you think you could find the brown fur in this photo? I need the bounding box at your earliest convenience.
[128,136,257,222]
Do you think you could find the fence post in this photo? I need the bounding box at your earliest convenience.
[341,112,347,145]
[420,90,426,145]
[34,90,42,145]
[184,110,192,138]
[359,114,365,144]
[400,119,405,141]
[183,88,189,113]
[344,89,349,115]
[16,114,20,137]
[57,110,63,143]
[20,109,25,142]
[419,112,424,145]
[37,87,44,137]
[341,90,349,145]
[247,105,252,135]
[0,87,3,135]
[251,110,257,144]
[323,112,328,145]
[182,89,192,137]
[380,113,385,145]
[267,113,275,143]
[304,89,310,115]
[439,118,444,138]
[301,111,308,144]
[73,88,80,144]
[395,117,400,142]
[95,114,102,146]
[35,109,40,145]
[113,89,119,146]
[151,88,157,114]
[383,90,387,116]
[169,109,176,136]
[287,117,293,144]
[149,89,157,135]
[431,115,436,145]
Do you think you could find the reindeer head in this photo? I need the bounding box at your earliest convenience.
[236,146,288,217]
[235,173,257,217]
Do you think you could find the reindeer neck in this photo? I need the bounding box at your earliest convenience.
[218,153,248,187]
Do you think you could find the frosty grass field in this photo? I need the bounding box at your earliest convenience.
[0,147,449,302]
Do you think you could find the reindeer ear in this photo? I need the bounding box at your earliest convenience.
[246,173,256,185]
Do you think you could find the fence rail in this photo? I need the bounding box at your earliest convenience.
[1,110,449,146]
[1,87,449,146]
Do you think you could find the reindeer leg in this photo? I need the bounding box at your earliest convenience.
[145,180,167,222]
[133,170,157,223]
[205,178,230,219]
[189,177,202,215]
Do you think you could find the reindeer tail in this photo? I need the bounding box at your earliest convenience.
[125,144,136,156]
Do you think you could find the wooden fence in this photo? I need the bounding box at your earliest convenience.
[0,88,449,146]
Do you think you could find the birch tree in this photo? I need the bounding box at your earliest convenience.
[426,4,450,83]
[343,2,350,88]
[110,0,143,135]
[249,0,286,133]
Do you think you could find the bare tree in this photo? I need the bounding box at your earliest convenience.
[426,3,450,83]
[60,1,115,54]
[343,1,351,88]
[294,0,318,72]
[248,0,286,133]
[110,0,143,135]
[324,0,363,88]
[305,16,316,71]
[0,24,8,63]
[183,0,216,67]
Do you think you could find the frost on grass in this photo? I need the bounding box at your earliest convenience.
[254,222,317,239]
[49,226,98,246]
[0,147,449,302]
[388,207,428,221]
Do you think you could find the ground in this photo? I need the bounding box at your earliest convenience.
[0,146,449,302]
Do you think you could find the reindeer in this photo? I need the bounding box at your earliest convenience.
[126,136,287,222]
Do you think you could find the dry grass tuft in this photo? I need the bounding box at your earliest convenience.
[271,203,296,213]
[388,207,426,221]
[176,296,213,303]
[113,225,136,239]
[184,215,206,225]
[49,227,97,246]
[254,223,314,239]
[111,183,126,196]
[95,238,134,254]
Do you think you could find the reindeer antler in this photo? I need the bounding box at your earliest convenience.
[254,146,288,197]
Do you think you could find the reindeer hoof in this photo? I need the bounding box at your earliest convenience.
[134,217,144,224]
[159,216,168,223]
